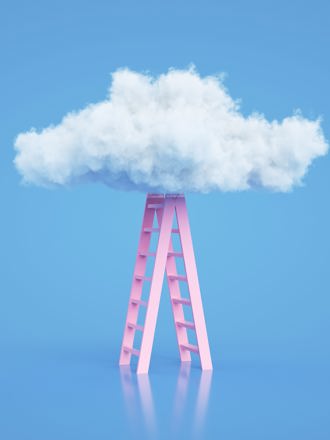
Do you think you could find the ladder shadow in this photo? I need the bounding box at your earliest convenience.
[120,364,212,438]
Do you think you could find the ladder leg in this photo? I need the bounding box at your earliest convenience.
[119,194,163,366]
[137,199,175,374]
[176,197,213,371]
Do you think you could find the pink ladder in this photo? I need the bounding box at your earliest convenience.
[119,193,212,374]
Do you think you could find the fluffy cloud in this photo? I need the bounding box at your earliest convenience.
[14,68,328,192]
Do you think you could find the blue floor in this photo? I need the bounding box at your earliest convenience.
[1,344,329,440]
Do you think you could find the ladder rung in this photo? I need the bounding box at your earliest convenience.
[131,298,148,307]
[167,252,183,258]
[168,274,187,282]
[180,343,199,354]
[172,298,191,306]
[139,251,156,257]
[135,275,152,281]
[144,227,160,233]
[147,203,163,209]
[127,322,144,331]
[176,320,195,330]
[143,227,179,233]
[123,346,140,357]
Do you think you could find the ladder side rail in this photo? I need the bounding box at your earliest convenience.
[137,198,175,374]
[175,197,213,371]
[119,195,163,365]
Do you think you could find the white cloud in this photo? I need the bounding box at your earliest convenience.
[14,67,328,192]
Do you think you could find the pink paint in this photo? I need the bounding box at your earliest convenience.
[119,194,212,374]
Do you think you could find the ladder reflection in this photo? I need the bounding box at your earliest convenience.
[120,364,212,439]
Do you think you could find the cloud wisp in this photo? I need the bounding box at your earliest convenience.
[14,68,328,192]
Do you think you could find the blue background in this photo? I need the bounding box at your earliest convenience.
[1,0,329,438]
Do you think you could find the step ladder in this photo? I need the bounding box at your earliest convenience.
[119,193,212,374]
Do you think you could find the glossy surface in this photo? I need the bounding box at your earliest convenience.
[1,345,330,439]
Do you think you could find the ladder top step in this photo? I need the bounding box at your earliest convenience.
[171,228,180,234]
[135,275,152,281]
[123,346,140,357]
[165,194,184,198]
[180,343,199,354]
[127,322,144,331]
[147,193,164,198]
[168,274,187,282]
[172,298,191,306]
[131,298,148,307]
[176,320,195,330]
[146,193,184,198]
